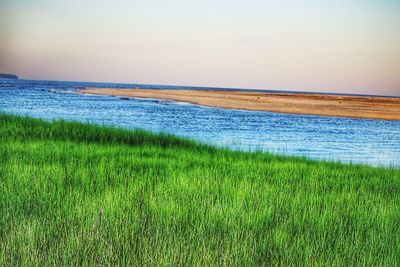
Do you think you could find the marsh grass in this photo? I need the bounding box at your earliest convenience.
[0,114,399,266]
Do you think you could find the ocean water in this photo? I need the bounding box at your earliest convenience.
[1,79,399,167]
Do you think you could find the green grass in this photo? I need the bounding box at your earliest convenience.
[0,113,399,266]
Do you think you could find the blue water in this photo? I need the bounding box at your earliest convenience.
[1,79,399,167]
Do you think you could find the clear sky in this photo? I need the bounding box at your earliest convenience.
[1,0,399,96]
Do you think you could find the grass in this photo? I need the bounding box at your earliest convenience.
[0,113,399,266]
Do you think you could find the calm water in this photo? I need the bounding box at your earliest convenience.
[1,79,399,167]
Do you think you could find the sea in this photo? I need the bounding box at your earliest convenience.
[1,79,399,167]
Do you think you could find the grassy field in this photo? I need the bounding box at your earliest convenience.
[0,113,399,266]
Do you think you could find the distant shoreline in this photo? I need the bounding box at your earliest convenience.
[0,73,18,79]
[78,88,400,120]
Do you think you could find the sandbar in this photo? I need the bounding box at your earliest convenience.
[77,88,400,120]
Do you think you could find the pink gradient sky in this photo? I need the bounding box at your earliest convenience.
[1,0,399,96]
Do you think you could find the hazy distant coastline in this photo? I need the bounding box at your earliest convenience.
[0,74,18,79]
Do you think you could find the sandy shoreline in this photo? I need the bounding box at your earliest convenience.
[77,88,400,120]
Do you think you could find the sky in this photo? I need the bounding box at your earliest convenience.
[0,0,399,96]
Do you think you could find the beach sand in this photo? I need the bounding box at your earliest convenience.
[77,88,400,120]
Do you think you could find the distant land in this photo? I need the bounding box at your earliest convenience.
[79,88,400,121]
[0,73,18,79]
